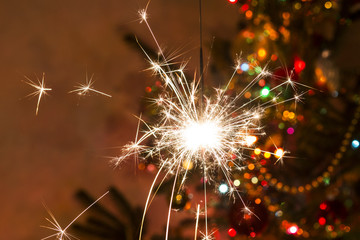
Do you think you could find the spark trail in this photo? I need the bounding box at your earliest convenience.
[41,191,109,240]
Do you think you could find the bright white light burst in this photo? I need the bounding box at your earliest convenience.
[182,121,221,152]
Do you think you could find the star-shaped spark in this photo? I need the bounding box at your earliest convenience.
[24,73,51,115]
[69,73,111,98]
[41,191,108,240]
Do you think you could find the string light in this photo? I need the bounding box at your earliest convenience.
[252,102,360,194]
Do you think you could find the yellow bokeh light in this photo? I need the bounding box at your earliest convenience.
[254,148,261,155]
[264,152,271,158]
[283,110,289,118]
[324,1,332,9]
[294,2,301,9]
[288,112,295,119]
[258,48,267,59]
[234,179,241,186]
[176,194,182,202]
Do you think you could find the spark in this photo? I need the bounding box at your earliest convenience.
[24,73,51,115]
[69,73,111,98]
[200,230,216,240]
[116,4,311,240]
[41,191,109,240]
[194,204,200,240]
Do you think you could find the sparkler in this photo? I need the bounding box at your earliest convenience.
[69,73,112,98]
[115,2,310,240]
[24,73,51,115]
[41,191,109,240]
[37,2,310,240]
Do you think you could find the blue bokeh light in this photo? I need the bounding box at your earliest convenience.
[352,139,359,149]
[240,63,249,71]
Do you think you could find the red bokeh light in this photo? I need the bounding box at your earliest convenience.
[228,228,237,237]
[320,202,327,210]
[294,57,306,73]
[319,217,326,225]
[240,4,249,12]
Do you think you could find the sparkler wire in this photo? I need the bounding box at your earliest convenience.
[199,0,204,112]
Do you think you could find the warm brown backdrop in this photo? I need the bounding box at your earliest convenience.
[0,1,239,239]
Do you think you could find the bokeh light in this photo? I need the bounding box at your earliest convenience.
[228,228,237,237]
[234,179,241,186]
[219,183,229,194]
[287,225,299,234]
[287,127,295,135]
[352,139,359,149]
[241,63,250,71]
[261,86,270,97]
